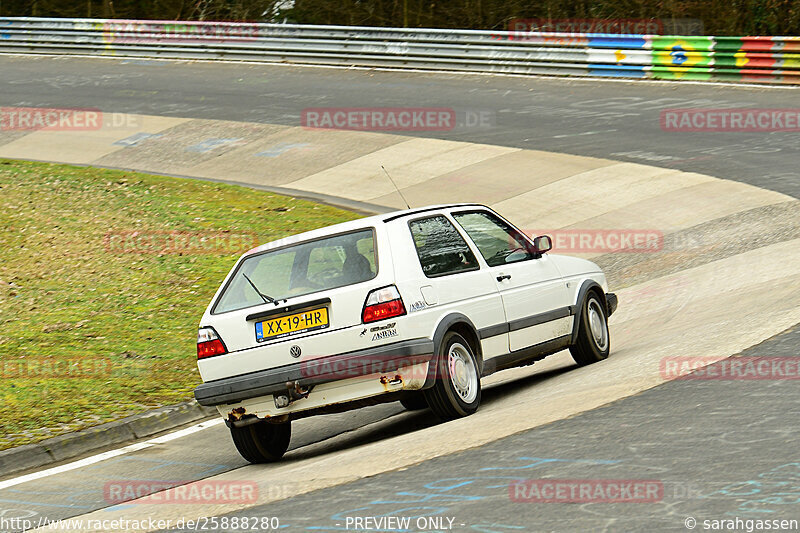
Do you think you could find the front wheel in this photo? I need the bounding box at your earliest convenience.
[230,419,291,463]
[400,393,429,411]
[570,291,610,366]
[424,332,481,420]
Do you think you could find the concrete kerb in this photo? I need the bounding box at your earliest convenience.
[0,400,217,479]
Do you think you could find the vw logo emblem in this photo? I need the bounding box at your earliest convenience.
[289,345,302,358]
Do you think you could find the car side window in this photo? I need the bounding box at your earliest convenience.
[409,216,480,277]
[452,211,534,267]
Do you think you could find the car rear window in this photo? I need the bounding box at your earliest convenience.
[409,216,479,277]
[212,229,377,314]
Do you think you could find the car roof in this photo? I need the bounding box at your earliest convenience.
[243,203,487,256]
[381,203,486,222]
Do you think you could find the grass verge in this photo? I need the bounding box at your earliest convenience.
[0,159,361,450]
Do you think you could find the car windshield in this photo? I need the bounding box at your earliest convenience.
[213,229,377,314]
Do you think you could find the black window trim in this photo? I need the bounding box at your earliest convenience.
[211,226,379,315]
[406,214,482,279]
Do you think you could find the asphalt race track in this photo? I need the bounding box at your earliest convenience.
[0,56,798,199]
[157,324,800,532]
[0,55,798,533]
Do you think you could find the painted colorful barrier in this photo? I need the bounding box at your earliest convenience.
[0,17,798,85]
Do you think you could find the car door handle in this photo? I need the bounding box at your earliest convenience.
[497,274,511,282]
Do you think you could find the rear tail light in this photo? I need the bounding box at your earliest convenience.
[197,327,227,359]
[363,285,406,323]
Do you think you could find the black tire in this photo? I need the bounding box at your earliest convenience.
[570,291,611,366]
[230,419,291,463]
[423,332,481,420]
[399,393,429,411]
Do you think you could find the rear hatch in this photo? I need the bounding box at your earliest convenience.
[198,226,389,377]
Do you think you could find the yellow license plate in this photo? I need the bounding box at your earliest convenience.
[256,307,329,342]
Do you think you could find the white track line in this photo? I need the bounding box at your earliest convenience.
[0,418,223,490]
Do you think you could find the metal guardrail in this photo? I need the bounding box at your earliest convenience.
[1,17,799,84]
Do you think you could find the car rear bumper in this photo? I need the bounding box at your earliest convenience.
[606,292,618,316]
[194,337,435,407]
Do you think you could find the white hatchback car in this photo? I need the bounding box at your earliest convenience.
[194,204,616,462]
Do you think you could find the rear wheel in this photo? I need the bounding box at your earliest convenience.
[570,291,610,366]
[424,332,481,420]
[230,419,291,463]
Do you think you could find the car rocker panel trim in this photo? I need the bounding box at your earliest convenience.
[478,306,575,340]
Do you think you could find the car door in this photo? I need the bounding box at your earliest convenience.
[451,209,571,353]
[395,214,509,362]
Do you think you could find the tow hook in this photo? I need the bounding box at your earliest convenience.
[274,380,312,409]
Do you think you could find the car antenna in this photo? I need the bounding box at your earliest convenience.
[381,165,410,210]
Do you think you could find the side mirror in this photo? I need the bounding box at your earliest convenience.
[533,235,552,254]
